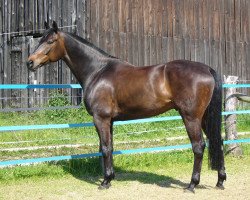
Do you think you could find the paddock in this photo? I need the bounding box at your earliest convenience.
[1,0,250,199]
[1,146,250,200]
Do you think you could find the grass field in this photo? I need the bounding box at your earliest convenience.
[0,94,250,199]
[0,102,249,160]
[0,145,249,199]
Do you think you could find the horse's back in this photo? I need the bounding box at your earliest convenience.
[165,60,213,79]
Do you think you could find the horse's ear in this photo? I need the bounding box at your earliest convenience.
[44,21,50,29]
[52,21,58,33]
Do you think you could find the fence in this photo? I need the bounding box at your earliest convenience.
[0,83,250,167]
[1,0,250,108]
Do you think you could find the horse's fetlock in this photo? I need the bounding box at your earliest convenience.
[218,171,227,181]
[104,168,115,181]
[191,173,200,185]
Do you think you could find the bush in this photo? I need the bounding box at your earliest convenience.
[48,91,71,107]
[45,91,71,120]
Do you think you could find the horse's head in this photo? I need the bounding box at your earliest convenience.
[27,21,65,71]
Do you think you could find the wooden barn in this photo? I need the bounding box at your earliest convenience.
[0,0,249,108]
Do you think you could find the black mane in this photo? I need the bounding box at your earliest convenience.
[39,29,116,59]
[66,32,117,59]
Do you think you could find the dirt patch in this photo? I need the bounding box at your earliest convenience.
[1,169,249,200]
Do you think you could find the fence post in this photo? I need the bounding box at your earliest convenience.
[224,76,242,155]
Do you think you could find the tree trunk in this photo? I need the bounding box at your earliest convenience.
[224,76,242,156]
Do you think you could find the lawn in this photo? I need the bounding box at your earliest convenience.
[0,94,249,199]
[0,145,249,200]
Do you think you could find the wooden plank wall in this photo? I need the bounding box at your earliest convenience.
[87,0,249,75]
[0,0,249,108]
[0,0,87,108]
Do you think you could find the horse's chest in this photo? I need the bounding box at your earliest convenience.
[83,82,116,116]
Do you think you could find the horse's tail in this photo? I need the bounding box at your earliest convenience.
[202,68,223,170]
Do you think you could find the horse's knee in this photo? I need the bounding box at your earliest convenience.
[192,142,206,157]
[101,145,113,157]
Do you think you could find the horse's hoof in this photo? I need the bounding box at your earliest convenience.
[215,184,225,190]
[184,187,195,194]
[98,182,111,190]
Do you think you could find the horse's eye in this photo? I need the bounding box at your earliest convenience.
[47,40,54,44]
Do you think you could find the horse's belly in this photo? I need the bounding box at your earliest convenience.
[114,101,175,121]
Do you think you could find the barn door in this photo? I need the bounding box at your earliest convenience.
[10,36,31,108]
[10,35,54,108]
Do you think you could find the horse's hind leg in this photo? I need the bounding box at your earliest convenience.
[216,160,226,189]
[93,115,115,189]
[182,115,205,192]
[201,121,226,189]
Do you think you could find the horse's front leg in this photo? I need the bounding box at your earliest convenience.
[93,115,114,189]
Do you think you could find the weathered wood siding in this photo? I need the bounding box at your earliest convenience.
[0,0,249,108]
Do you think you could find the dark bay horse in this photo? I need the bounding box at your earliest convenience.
[27,21,226,192]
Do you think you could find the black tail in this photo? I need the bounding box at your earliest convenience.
[202,68,223,170]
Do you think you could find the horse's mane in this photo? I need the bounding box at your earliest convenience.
[66,32,117,59]
[39,28,117,59]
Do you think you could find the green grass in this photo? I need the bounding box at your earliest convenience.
[0,105,186,151]
[0,93,249,185]
[1,106,249,159]
[0,106,249,146]
[0,144,249,184]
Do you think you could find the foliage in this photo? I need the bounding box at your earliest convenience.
[45,91,72,120]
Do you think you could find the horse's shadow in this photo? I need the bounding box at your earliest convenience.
[55,157,189,189]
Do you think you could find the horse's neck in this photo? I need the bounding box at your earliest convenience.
[62,33,111,86]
